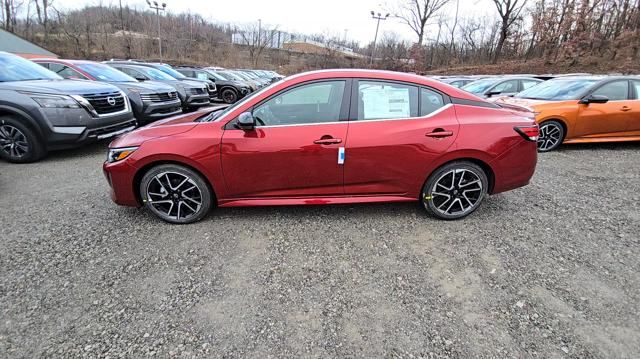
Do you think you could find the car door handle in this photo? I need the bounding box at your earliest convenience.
[620,106,631,112]
[314,138,342,145]
[425,129,454,138]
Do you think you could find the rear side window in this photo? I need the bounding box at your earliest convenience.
[357,81,418,120]
[522,80,541,90]
[633,80,640,100]
[420,88,445,116]
[592,81,629,101]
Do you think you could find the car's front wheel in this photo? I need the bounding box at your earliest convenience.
[421,161,488,220]
[221,88,238,104]
[0,116,46,163]
[139,164,213,224]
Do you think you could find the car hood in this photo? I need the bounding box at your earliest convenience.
[112,81,176,92]
[108,108,217,148]
[4,79,121,95]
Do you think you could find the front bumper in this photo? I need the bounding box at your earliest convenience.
[137,99,183,124]
[103,159,140,207]
[185,93,210,109]
[41,106,137,150]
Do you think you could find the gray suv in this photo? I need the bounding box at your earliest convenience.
[0,52,136,163]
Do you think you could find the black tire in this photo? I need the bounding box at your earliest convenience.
[537,120,565,152]
[139,164,213,224]
[421,161,488,220]
[0,116,46,163]
[221,88,238,104]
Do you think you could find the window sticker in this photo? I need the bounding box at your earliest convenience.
[361,86,411,119]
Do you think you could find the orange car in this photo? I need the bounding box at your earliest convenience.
[496,76,640,151]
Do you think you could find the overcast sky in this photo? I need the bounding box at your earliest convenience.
[53,0,494,44]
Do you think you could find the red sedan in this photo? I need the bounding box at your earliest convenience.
[103,70,539,223]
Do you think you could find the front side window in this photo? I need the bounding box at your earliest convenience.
[252,81,345,126]
[420,88,445,116]
[118,67,146,80]
[592,81,629,101]
[358,81,418,120]
[195,71,209,81]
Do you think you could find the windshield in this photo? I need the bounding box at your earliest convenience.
[155,65,186,79]
[461,78,500,94]
[0,53,62,82]
[230,71,251,81]
[77,63,136,82]
[139,67,176,81]
[515,78,598,100]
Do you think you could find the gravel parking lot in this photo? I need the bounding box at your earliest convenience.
[1,141,639,358]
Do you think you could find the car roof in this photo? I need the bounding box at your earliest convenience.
[285,69,483,101]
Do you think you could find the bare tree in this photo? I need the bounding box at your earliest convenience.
[236,21,279,67]
[491,0,527,63]
[391,0,451,45]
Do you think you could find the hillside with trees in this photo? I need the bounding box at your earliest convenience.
[1,0,639,74]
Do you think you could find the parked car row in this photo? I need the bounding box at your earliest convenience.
[0,52,284,163]
[435,74,640,152]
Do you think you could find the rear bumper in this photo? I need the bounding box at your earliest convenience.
[489,140,538,194]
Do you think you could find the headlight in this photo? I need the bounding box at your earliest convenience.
[107,146,138,163]
[32,95,81,109]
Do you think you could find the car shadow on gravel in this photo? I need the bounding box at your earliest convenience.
[41,140,111,162]
[557,141,640,152]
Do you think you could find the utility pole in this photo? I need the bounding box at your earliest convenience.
[370,11,389,66]
[146,0,166,62]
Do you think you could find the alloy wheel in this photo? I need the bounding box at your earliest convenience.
[538,122,563,151]
[0,124,29,159]
[145,171,203,221]
[430,168,483,217]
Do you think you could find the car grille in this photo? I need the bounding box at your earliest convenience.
[82,91,126,115]
[140,91,179,103]
[188,87,206,95]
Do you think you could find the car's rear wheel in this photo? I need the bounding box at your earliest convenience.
[421,161,488,220]
[537,120,564,152]
[221,88,238,104]
[0,116,46,163]
[139,164,213,224]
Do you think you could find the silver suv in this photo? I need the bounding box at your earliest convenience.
[0,52,136,163]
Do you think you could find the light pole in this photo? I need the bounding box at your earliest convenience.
[370,11,389,66]
[146,0,166,62]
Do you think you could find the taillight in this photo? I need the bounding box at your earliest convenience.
[514,125,539,141]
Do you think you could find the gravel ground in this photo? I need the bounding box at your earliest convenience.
[1,141,639,358]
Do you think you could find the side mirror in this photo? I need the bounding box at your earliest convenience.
[486,91,501,97]
[236,112,255,130]
[579,94,609,104]
[135,76,147,81]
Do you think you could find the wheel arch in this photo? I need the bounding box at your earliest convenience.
[539,117,568,139]
[421,155,496,196]
[0,106,45,143]
[132,159,217,206]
